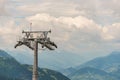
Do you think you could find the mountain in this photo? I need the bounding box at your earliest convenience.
[76,51,120,72]
[0,50,31,80]
[0,75,20,80]
[109,65,120,79]
[24,64,70,80]
[68,67,118,80]
[10,50,85,70]
[0,49,12,58]
[57,51,120,76]
[0,49,70,80]
[58,51,120,80]
[60,67,76,76]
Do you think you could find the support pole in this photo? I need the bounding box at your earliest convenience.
[15,29,57,80]
[32,39,38,80]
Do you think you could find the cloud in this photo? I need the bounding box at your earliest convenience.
[0,0,119,59]
[102,23,120,42]
[0,17,28,50]
[26,13,102,41]
[0,18,17,47]
[25,13,120,54]
[0,0,7,16]
[17,1,79,17]
[14,0,120,26]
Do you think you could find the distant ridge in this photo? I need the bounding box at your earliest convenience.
[59,51,120,80]
[76,51,120,70]
[0,49,12,58]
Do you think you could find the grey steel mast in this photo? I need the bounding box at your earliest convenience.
[15,25,57,80]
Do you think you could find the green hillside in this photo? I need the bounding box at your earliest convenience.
[69,67,118,80]
[0,49,70,80]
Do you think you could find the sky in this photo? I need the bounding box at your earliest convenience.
[0,0,120,67]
